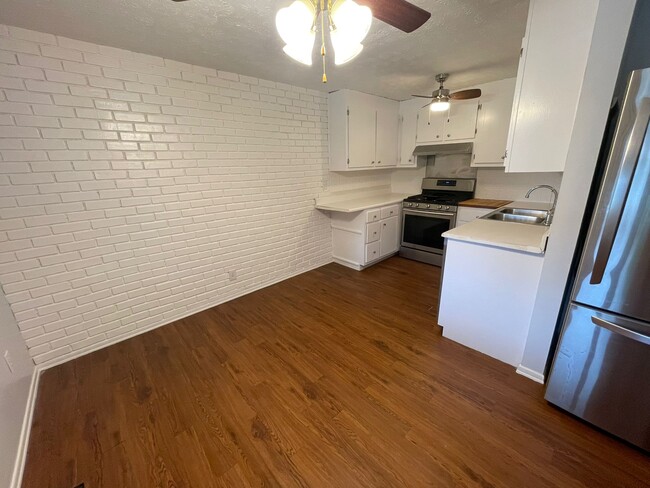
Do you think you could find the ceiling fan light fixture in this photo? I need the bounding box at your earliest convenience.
[283,42,315,66]
[276,0,316,65]
[330,0,371,65]
[430,99,450,112]
[331,0,372,43]
[332,42,363,65]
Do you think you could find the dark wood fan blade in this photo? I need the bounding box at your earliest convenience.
[357,0,431,33]
[450,89,482,100]
[171,0,190,2]
[412,95,433,98]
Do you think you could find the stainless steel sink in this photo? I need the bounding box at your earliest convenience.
[481,207,550,226]
[499,208,549,219]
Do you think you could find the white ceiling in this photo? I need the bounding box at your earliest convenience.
[0,0,529,100]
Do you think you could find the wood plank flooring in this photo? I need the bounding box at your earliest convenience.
[22,257,650,487]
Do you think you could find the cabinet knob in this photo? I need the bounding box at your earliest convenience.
[447,134,451,137]
[371,161,375,164]
[436,135,440,139]
[378,161,381,164]
[383,223,386,227]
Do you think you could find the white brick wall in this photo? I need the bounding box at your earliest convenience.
[0,25,332,365]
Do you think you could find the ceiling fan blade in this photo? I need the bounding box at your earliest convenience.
[450,89,482,100]
[171,0,190,2]
[357,0,431,33]
[412,95,433,98]
[421,102,432,109]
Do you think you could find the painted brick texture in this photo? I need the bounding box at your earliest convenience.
[0,25,332,365]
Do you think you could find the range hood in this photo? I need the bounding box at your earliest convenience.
[412,142,473,156]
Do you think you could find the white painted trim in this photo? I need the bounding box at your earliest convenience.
[10,366,40,488]
[516,364,545,384]
[332,257,362,270]
[36,259,333,371]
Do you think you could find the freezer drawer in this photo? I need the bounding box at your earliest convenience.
[546,303,650,450]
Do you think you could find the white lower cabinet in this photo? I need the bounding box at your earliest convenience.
[455,206,493,227]
[332,204,401,270]
[379,216,399,256]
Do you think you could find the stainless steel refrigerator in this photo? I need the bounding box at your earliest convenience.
[545,67,650,451]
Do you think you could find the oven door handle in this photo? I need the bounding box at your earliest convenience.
[403,209,455,218]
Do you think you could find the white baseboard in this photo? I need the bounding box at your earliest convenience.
[332,257,362,270]
[516,364,545,384]
[10,366,41,488]
[10,258,334,487]
[37,259,333,371]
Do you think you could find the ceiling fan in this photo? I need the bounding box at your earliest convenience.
[171,0,431,82]
[413,73,482,112]
[171,0,430,33]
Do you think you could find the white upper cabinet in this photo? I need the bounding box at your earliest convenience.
[375,97,399,169]
[346,92,377,169]
[472,78,517,167]
[415,100,478,144]
[445,99,480,141]
[505,0,600,173]
[397,98,424,167]
[416,108,446,143]
[328,89,399,171]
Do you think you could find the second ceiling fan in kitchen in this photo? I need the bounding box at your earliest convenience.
[413,73,482,113]
[171,0,431,82]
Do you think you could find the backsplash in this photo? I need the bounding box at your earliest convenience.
[474,169,563,202]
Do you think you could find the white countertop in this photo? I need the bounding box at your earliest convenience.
[315,192,411,213]
[442,201,552,254]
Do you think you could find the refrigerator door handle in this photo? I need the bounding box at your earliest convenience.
[591,97,650,284]
[591,315,650,346]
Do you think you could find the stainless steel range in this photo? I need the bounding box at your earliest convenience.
[399,177,475,266]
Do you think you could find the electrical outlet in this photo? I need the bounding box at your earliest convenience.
[228,270,238,281]
[4,350,15,374]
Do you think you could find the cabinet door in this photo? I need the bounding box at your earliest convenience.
[398,98,422,167]
[379,216,400,257]
[472,78,517,167]
[444,99,479,141]
[416,106,445,143]
[505,0,600,172]
[375,98,399,167]
[347,93,377,168]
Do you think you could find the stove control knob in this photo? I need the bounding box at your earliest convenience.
[437,205,442,210]
[426,204,430,208]
[445,206,450,210]
[414,203,419,207]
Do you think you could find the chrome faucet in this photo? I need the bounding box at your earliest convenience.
[525,185,558,225]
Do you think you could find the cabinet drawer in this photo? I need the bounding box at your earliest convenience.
[366,209,381,223]
[365,241,380,263]
[380,204,400,220]
[366,222,380,243]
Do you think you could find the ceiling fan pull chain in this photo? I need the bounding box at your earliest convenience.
[321,0,327,83]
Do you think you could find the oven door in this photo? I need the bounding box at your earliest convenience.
[401,209,456,254]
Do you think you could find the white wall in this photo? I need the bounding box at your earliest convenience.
[0,287,34,488]
[0,25,332,366]
[519,0,637,377]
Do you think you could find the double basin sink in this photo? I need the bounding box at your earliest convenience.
[481,207,550,226]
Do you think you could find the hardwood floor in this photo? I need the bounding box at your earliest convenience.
[22,257,649,487]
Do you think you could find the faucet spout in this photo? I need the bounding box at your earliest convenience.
[525,185,558,225]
